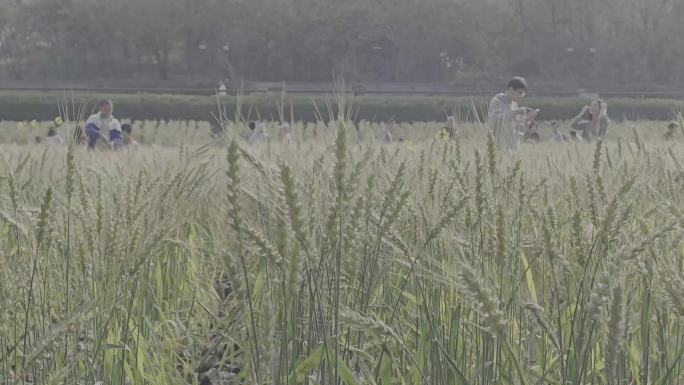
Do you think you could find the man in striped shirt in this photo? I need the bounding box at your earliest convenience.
[488,77,538,151]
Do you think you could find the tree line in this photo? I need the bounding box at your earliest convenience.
[0,0,682,88]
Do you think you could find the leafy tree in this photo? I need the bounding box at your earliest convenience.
[0,0,681,87]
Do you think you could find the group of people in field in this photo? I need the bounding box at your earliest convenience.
[83,100,138,150]
[37,99,138,150]
[36,83,679,150]
[233,120,292,145]
[487,76,614,151]
[35,125,65,145]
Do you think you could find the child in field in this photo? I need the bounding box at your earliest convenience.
[550,122,568,142]
[45,126,65,145]
[247,121,266,144]
[242,121,256,141]
[122,123,138,147]
[442,116,456,140]
[665,122,677,141]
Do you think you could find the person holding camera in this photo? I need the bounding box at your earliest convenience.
[488,77,539,151]
[571,99,609,141]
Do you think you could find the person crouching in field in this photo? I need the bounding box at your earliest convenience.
[488,77,538,151]
[550,121,568,142]
[109,119,125,151]
[86,99,115,150]
[570,99,609,141]
[45,126,65,145]
[442,116,456,140]
[664,122,678,141]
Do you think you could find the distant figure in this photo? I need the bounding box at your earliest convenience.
[571,99,609,141]
[279,122,292,144]
[665,122,677,141]
[86,99,115,150]
[569,130,584,143]
[218,81,227,96]
[551,122,568,142]
[45,126,64,145]
[122,123,138,146]
[488,77,538,151]
[109,119,125,150]
[523,110,541,143]
[384,120,395,143]
[247,121,266,144]
[34,136,42,145]
[443,116,456,139]
[242,121,257,141]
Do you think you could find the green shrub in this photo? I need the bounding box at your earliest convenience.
[0,92,682,123]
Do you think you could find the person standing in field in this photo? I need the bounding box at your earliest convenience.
[570,99,609,141]
[487,77,538,151]
[383,120,395,143]
[85,99,115,150]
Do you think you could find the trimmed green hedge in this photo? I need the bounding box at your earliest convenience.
[0,92,682,123]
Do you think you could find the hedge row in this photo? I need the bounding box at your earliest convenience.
[0,92,682,123]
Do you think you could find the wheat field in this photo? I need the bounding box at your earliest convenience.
[1,115,684,385]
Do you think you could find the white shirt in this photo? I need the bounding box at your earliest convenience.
[109,119,122,134]
[86,113,114,139]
